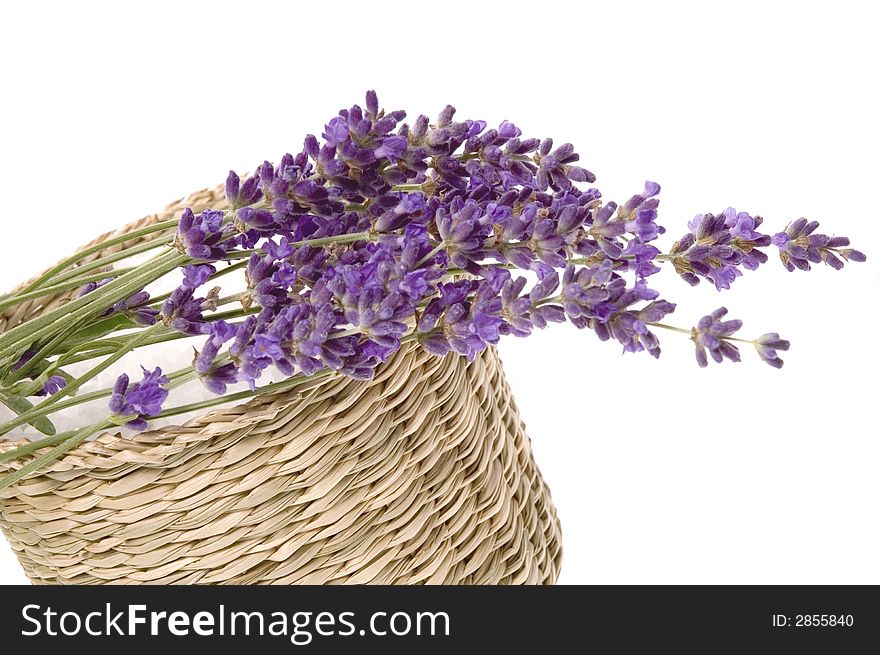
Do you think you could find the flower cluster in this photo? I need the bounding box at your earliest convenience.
[690,308,792,369]
[109,367,169,430]
[771,218,866,271]
[670,209,771,289]
[668,207,866,290]
[692,307,744,367]
[101,91,864,423]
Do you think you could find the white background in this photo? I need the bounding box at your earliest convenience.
[1,1,877,585]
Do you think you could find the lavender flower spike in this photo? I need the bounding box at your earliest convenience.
[753,333,790,369]
[771,218,867,271]
[174,208,228,261]
[670,209,771,290]
[108,366,169,430]
[691,307,743,367]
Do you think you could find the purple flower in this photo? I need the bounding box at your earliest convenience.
[36,375,67,397]
[161,285,219,335]
[374,136,408,163]
[175,208,229,260]
[374,193,428,233]
[109,366,169,430]
[692,307,743,367]
[753,333,790,369]
[592,283,672,358]
[245,252,294,309]
[499,276,532,336]
[201,362,239,394]
[195,320,239,376]
[436,199,489,269]
[257,153,313,203]
[772,218,866,271]
[417,280,486,360]
[365,89,379,117]
[236,206,276,231]
[321,248,412,347]
[561,261,617,325]
[535,139,595,191]
[182,263,216,290]
[527,269,566,329]
[77,277,113,298]
[620,240,661,279]
[225,170,262,209]
[670,209,771,289]
[84,283,158,326]
[723,207,762,240]
[264,303,339,375]
[560,256,674,359]
[617,181,664,243]
[322,117,350,146]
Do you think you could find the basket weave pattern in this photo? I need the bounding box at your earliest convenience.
[0,187,562,584]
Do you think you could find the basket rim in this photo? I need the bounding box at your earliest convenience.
[0,339,453,476]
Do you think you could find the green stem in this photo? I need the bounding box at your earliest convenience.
[0,268,135,314]
[0,249,186,365]
[647,322,693,336]
[15,218,179,296]
[2,319,85,384]
[208,306,259,322]
[60,311,255,367]
[45,237,170,287]
[0,394,108,456]
[0,430,76,464]
[533,294,563,307]
[0,418,113,490]
[454,151,531,164]
[416,243,447,268]
[152,369,335,420]
[0,323,164,437]
[646,321,759,347]
[53,323,164,403]
[0,367,197,450]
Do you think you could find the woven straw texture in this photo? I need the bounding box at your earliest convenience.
[0,186,562,584]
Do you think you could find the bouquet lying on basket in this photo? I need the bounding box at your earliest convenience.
[0,91,865,488]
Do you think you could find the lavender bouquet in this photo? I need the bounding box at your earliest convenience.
[0,91,865,489]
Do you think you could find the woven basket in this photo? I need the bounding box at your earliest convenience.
[0,185,562,584]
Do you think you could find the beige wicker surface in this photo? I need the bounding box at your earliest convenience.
[0,186,562,584]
